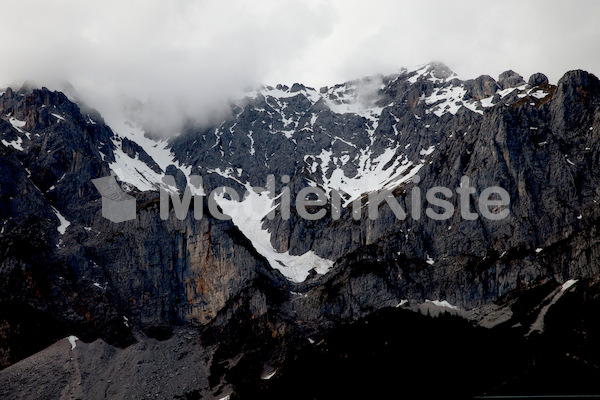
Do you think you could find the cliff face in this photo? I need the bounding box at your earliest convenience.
[0,88,282,368]
[1,65,600,397]
[298,69,600,322]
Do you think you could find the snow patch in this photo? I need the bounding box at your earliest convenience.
[261,371,277,380]
[67,335,78,350]
[561,279,578,292]
[51,113,65,122]
[9,117,26,132]
[425,85,467,117]
[52,207,71,235]
[530,89,549,100]
[107,120,194,192]
[426,300,459,310]
[319,146,423,206]
[420,146,435,156]
[215,185,334,282]
[1,137,23,151]
[396,299,408,307]
[109,143,165,192]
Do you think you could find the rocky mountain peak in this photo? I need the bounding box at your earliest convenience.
[498,69,526,89]
[399,61,457,82]
[426,61,456,79]
[528,72,549,87]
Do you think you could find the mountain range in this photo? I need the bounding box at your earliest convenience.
[1,62,600,398]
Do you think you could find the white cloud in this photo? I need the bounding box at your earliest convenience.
[1,0,599,134]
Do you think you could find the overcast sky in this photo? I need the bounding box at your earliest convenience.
[1,0,599,133]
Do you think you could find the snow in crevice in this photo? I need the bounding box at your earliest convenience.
[247,130,255,155]
[215,185,334,282]
[331,136,356,148]
[396,299,409,307]
[211,126,223,149]
[426,300,459,310]
[281,111,297,130]
[109,140,167,192]
[67,335,78,350]
[51,206,70,235]
[208,167,244,186]
[561,279,578,292]
[51,113,65,122]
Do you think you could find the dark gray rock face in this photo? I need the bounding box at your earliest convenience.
[282,69,600,322]
[498,69,526,89]
[528,72,549,87]
[464,75,498,100]
[0,87,280,369]
[164,164,187,192]
[2,64,600,397]
[121,137,161,173]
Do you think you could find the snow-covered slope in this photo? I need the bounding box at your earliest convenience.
[97,62,553,282]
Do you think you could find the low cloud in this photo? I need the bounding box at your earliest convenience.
[0,0,335,134]
[1,1,599,135]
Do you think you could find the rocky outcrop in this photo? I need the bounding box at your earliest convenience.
[464,75,498,100]
[498,69,526,89]
[528,72,549,87]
